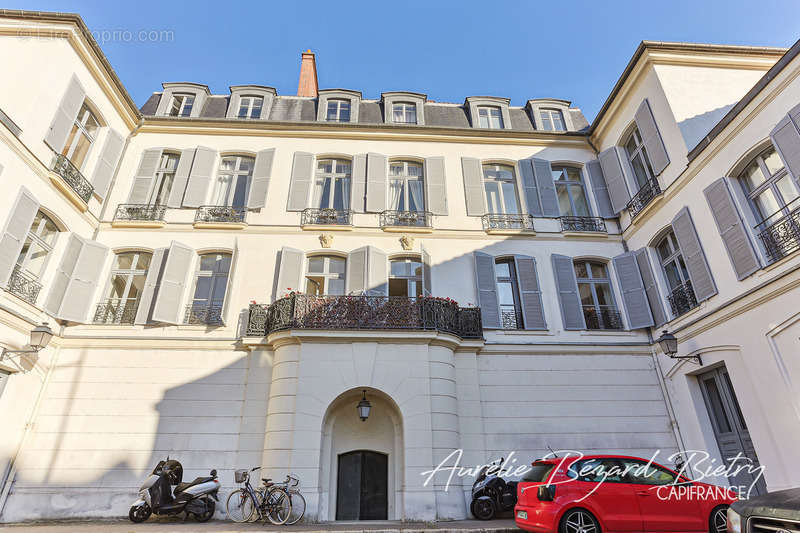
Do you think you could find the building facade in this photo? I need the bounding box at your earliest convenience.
[0,10,798,522]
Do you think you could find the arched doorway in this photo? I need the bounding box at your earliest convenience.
[336,450,388,520]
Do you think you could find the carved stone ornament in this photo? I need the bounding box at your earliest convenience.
[319,233,334,248]
[400,234,415,251]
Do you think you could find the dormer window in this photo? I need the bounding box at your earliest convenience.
[540,108,566,131]
[392,102,417,124]
[169,94,195,117]
[237,96,263,119]
[478,106,504,129]
[326,99,351,122]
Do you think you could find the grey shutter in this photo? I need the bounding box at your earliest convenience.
[586,159,614,218]
[551,254,585,330]
[518,159,542,217]
[704,178,760,280]
[634,249,666,327]
[634,99,669,175]
[671,207,717,302]
[275,246,304,300]
[514,255,546,330]
[367,246,388,296]
[127,148,163,204]
[167,148,195,207]
[287,152,314,211]
[366,153,387,213]
[134,247,166,325]
[44,75,85,152]
[598,147,631,214]
[421,245,432,296]
[346,247,368,295]
[613,251,654,330]
[473,252,499,328]
[182,146,217,207]
[769,107,800,181]
[151,241,194,324]
[247,148,275,209]
[351,153,367,213]
[45,235,108,323]
[532,158,559,217]
[0,188,39,287]
[424,156,447,215]
[462,157,485,216]
[91,129,125,200]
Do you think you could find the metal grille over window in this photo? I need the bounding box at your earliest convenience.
[10,211,58,304]
[185,253,231,325]
[574,260,622,330]
[495,259,523,329]
[94,251,151,324]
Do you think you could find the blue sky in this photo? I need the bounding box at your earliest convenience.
[10,0,800,121]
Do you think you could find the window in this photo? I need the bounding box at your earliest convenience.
[168,93,195,117]
[657,231,690,293]
[389,257,422,297]
[618,459,677,486]
[389,161,424,212]
[237,96,264,119]
[314,159,351,210]
[95,251,151,324]
[326,99,351,122]
[62,103,99,169]
[478,106,504,129]
[574,260,620,330]
[483,164,519,215]
[495,259,522,329]
[149,152,179,205]
[625,127,656,189]
[553,165,590,216]
[567,458,626,483]
[15,211,59,281]
[212,155,253,208]
[305,256,346,295]
[392,102,417,124]
[739,145,798,227]
[188,253,231,324]
[540,108,566,131]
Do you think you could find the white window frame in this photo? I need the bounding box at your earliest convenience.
[212,155,254,208]
[625,126,656,190]
[392,102,417,124]
[540,108,566,132]
[482,163,520,215]
[313,158,352,210]
[553,164,591,216]
[326,99,351,122]
[573,260,619,329]
[657,231,690,292]
[62,102,100,170]
[15,211,59,280]
[237,95,264,119]
[189,252,231,312]
[388,161,425,212]
[389,256,423,297]
[739,145,797,228]
[478,106,504,129]
[169,93,195,117]
[101,251,152,309]
[149,152,180,206]
[495,258,522,329]
[305,255,346,295]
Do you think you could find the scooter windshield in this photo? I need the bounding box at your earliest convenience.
[163,460,183,485]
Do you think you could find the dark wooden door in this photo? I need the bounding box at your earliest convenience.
[336,450,388,520]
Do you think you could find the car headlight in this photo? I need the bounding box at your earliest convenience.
[726,508,741,533]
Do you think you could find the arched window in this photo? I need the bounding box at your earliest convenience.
[314,159,351,211]
[149,151,180,206]
[388,161,424,212]
[9,210,60,304]
[738,145,798,227]
[187,252,231,324]
[656,230,698,316]
[62,102,100,170]
[624,126,656,190]
[553,165,590,217]
[95,251,152,324]
[213,155,254,208]
[389,257,422,297]
[305,255,346,295]
[483,164,519,215]
[573,260,621,330]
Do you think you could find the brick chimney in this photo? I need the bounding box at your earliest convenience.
[297,49,318,97]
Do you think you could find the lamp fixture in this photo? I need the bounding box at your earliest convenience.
[655,329,700,365]
[357,390,371,422]
[1,322,53,362]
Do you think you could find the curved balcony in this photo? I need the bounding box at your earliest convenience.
[7,267,43,305]
[301,208,353,228]
[481,214,534,233]
[379,210,432,231]
[52,153,94,204]
[113,204,167,227]
[757,202,800,263]
[626,177,661,219]
[194,205,247,228]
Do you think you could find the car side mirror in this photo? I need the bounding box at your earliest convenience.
[210,469,217,477]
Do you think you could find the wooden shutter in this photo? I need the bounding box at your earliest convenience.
[44,75,85,152]
[514,255,546,330]
[221,238,239,324]
[598,147,631,214]
[421,245,432,296]
[134,247,166,325]
[44,234,80,317]
[634,249,666,328]
[366,153,387,213]
[613,251,654,330]
[634,99,669,175]
[671,207,717,302]
[517,159,542,217]
[167,148,195,207]
[424,156,447,215]
[532,158,559,217]
[287,152,314,211]
[275,246,304,300]
[704,178,760,279]
[586,159,614,218]
[182,146,217,207]
[346,247,368,294]
[473,252,499,328]
[91,128,125,200]
[151,241,194,324]
[770,104,800,182]
[351,153,367,213]
[127,148,163,203]
[45,234,108,323]
[247,148,275,209]
[367,246,388,296]
[461,157,485,216]
[551,254,585,330]
[0,187,40,287]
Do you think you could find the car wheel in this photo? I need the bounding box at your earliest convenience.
[709,505,728,533]
[560,508,601,533]
[470,497,496,520]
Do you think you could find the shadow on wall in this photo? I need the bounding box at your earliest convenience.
[678,104,736,152]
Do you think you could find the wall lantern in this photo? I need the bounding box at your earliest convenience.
[357,390,371,422]
[1,322,54,361]
[656,329,700,365]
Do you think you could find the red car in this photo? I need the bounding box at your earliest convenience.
[514,454,735,533]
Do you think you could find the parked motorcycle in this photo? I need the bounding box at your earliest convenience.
[129,457,220,523]
[470,458,518,520]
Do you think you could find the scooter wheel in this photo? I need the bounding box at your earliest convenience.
[193,498,215,522]
[129,504,152,523]
[471,497,496,520]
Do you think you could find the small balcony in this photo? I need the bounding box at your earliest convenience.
[481,214,535,234]
[500,308,524,330]
[757,203,800,263]
[93,298,139,325]
[560,216,607,234]
[301,208,353,229]
[379,210,432,232]
[194,205,247,229]
[7,267,43,305]
[184,303,223,325]
[113,204,167,228]
[583,305,623,330]
[246,294,482,339]
[667,280,699,318]
[52,153,94,208]
[626,177,661,219]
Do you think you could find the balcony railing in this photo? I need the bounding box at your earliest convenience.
[500,308,523,330]
[7,267,43,304]
[195,205,247,224]
[379,210,432,229]
[93,298,139,324]
[583,305,623,330]
[481,214,534,232]
[184,303,223,325]
[560,216,607,233]
[626,177,661,219]
[667,280,698,317]
[757,203,800,263]
[114,204,167,222]
[247,294,482,339]
[53,153,94,203]
[301,208,353,226]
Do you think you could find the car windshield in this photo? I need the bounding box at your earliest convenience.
[522,463,556,483]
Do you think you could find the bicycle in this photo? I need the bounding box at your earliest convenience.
[226,467,291,524]
[275,474,306,525]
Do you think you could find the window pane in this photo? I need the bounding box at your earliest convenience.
[34,213,59,244]
[551,111,565,131]
[570,185,590,216]
[574,262,588,279]
[128,274,146,300]
[664,261,682,290]
[557,185,572,216]
[565,167,582,183]
[69,135,92,169]
[495,261,510,278]
[134,253,151,271]
[315,178,331,208]
[501,181,519,214]
[339,101,350,122]
[620,460,676,486]
[328,278,345,295]
[210,276,228,301]
[318,160,333,173]
[497,280,515,306]
[657,237,673,262]
[115,253,135,270]
[307,257,324,273]
[389,163,404,176]
[776,174,800,207]
[329,257,346,274]
[232,176,248,207]
[540,112,552,131]
[388,278,408,297]
[485,181,501,213]
[326,102,339,121]
[753,189,781,221]
[590,263,607,279]
[23,241,48,277]
[552,167,566,181]
[594,283,612,306]
[630,153,649,188]
[625,134,638,155]
[762,148,784,176]
[741,160,765,191]
[108,274,128,299]
[578,283,593,306]
[333,178,345,210]
[306,276,323,295]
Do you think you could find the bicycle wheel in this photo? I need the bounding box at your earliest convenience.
[287,491,306,525]
[226,488,256,523]
[265,487,291,525]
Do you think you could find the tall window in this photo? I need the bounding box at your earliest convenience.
[478,106,504,129]
[168,94,195,117]
[553,165,590,216]
[657,232,690,292]
[314,159,351,210]
[483,164,519,214]
[96,251,151,324]
[540,109,566,132]
[389,161,424,212]
[574,260,619,330]
[625,127,656,189]
[62,103,99,169]
[495,259,522,329]
[305,256,346,295]
[188,253,231,324]
[739,145,798,227]
[389,257,422,297]
[212,155,253,208]
[237,96,264,119]
[326,99,351,122]
[15,211,59,280]
[392,102,417,124]
[149,152,179,205]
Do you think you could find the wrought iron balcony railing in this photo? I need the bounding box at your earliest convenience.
[560,216,607,233]
[757,203,800,263]
[481,213,534,232]
[301,208,353,226]
[626,177,661,219]
[7,266,43,304]
[379,210,432,228]
[93,298,139,324]
[53,153,94,203]
[114,204,167,222]
[500,308,523,330]
[195,205,247,224]
[583,305,623,330]
[184,303,224,325]
[667,280,699,318]
[247,294,482,339]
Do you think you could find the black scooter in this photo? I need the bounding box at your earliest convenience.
[470,458,518,520]
[129,458,220,523]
